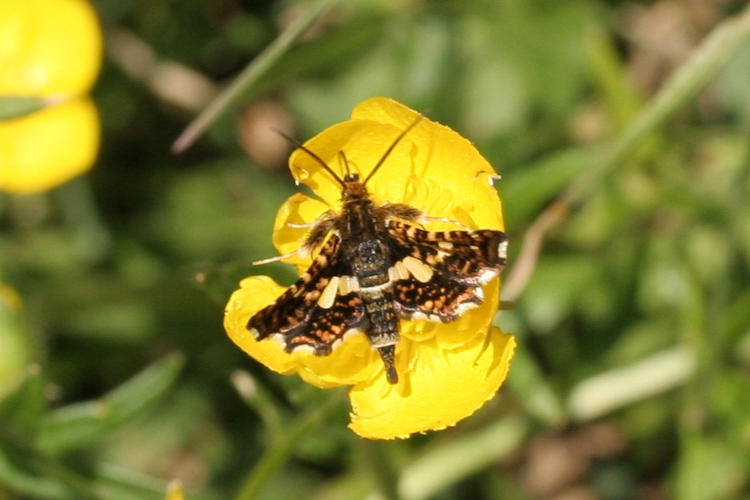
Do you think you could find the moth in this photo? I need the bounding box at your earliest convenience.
[247,116,507,384]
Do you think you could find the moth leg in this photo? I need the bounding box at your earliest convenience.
[380,203,471,231]
[253,250,301,266]
[254,210,337,265]
[302,212,337,252]
[286,221,317,228]
[286,209,336,229]
[378,203,423,224]
[420,215,472,231]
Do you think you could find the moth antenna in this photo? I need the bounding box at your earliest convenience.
[337,150,351,178]
[272,128,345,188]
[363,114,424,186]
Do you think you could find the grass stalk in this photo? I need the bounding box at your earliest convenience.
[172,0,339,153]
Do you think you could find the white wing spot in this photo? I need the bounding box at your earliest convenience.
[338,275,360,295]
[317,276,340,309]
[395,260,410,280]
[388,266,400,282]
[403,256,434,283]
[498,240,508,259]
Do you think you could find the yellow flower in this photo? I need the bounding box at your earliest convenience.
[224,97,516,439]
[165,480,185,500]
[0,0,102,193]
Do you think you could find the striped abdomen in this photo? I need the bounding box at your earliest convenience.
[352,239,400,383]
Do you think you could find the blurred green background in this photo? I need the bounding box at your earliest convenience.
[3,0,750,498]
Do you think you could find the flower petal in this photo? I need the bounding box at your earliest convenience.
[287,98,502,234]
[348,327,516,439]
[270,193,330,272]
[352,97,505,231]
[0,0,102,95]
[0,97,99,193]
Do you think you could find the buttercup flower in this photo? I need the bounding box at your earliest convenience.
[0,0,102,193]
[224,97,516,439]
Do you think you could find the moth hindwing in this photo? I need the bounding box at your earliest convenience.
[247,116,507,384]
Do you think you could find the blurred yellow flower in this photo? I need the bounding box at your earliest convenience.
[165,480,185,500]
[0,0,102,193]
[224,97,516,439]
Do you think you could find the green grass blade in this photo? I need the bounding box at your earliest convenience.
[502,146,599,227]
[0,448,70,499]
[172,0,340,153]
[234,390,345,500]
[507,347,567,427]
[398,417,529,500]
[569,3,750,203]
[35,353,185,455]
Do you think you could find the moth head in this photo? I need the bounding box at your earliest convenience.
[341,172,368,200]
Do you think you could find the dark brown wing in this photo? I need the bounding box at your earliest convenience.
[282,293,366,354]
[386,221,507,321]
[393,273,484,322]
[387,221,507,285]
[247,234,367,354]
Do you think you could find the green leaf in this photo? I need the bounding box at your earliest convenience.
[172,0,340,153]
[0,448,71,500]
[0,96,49,119]
[507,346,566,427]
[675,430,746,500]
[0,366,46,435]
[585,28,643,130]
[590,3,750,185]
[502,146,599,227]
[234,390,345,500]
[0,297,33,402]
[35,353,185,455]
[91,463,167,500]
[567,346,694,421]
[398,417,528,500]
[521,255,600,332]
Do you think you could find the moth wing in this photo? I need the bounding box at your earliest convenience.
[247,234,367,353]
[393,274,484,322]
[386,221,506,321]
[387,221,507,285]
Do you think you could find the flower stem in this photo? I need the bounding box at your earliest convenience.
[172,0,339,154]
[398,417,528,500]
[55,177,111,263]
[359,440,400,500]
[234,389,345,500]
